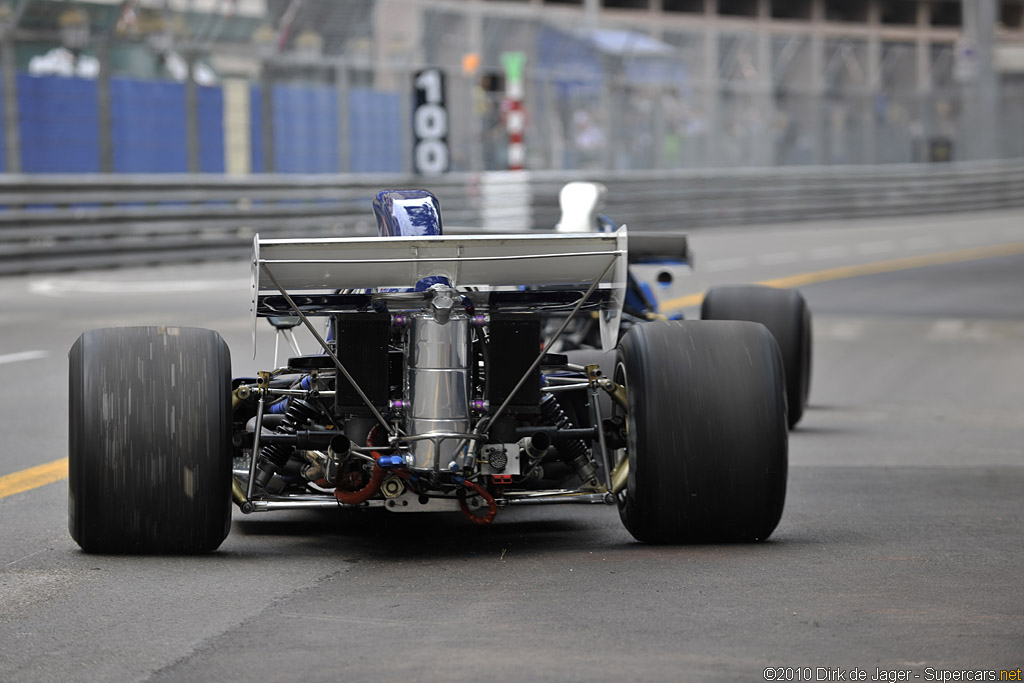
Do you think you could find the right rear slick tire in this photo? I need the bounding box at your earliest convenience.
[616,321,788,543]
[69,326,233,554]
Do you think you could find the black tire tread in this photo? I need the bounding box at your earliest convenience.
[69,326,233,554]
[701,285,812,428]
[617,320,787,543]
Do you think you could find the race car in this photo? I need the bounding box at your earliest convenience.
[553,182,812,429]
[68,188,791,554]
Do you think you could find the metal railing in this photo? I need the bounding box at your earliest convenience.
[526,160,1024,231]
[1,160,1023,275]
[0,174,478,274]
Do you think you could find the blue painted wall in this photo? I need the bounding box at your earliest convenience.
[3,73,409,175]
[348,88,403,173]
[110,77,188,173]
[0,75,5,173]
[198,85,224,173]
[272,83,338,173]
[18,74,100,173]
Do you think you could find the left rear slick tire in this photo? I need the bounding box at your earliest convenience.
[68,326,233,554]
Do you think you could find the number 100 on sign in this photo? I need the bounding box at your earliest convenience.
[413,68,450,174]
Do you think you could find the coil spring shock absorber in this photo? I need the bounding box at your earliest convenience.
[253,398,320,489]
[539,394,599,486]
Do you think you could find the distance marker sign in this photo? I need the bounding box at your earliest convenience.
[412,68,450,174]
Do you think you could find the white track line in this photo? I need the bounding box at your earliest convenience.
[0,350,49,365]
[905,236,942,250]
[856,240,895,255]
[29,278,248,297]
[809,245,851,260]
[756,251,801,266]
[1001,226,1024,239]
[704,256,751,272]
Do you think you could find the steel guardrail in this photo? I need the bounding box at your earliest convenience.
[1,161,1023,275]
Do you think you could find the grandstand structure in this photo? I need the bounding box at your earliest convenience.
[0,0,1021,173]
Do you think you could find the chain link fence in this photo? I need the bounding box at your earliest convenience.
[0,1,1021,175]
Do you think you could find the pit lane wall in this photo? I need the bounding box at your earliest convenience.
[1,159,1023,275]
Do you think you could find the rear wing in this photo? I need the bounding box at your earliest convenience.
[251,229,628,353]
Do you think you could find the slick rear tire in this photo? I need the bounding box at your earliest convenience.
[701,285,812,428]
[69,326,233,554]
[616,321,787,543]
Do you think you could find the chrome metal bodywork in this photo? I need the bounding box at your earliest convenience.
[405,299,471,471]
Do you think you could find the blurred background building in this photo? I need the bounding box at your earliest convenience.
[0,0,1020,174]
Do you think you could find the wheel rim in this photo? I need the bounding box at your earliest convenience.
[612,359,633,513]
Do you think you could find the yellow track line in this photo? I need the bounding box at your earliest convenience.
[3,241,1024,501]
[0,457,68,500]
[660,241,1024,311]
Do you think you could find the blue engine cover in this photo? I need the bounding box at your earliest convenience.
[373,189,449,291]
[373,189,443,237]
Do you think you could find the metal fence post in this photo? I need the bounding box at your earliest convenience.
[756,17,774,166]
[541,74,561,170]
[703,1,720,168]
[809,29,824,164]
[97,38,112,172]
[653,84,666,170]
[600,78,613,170]
[1,34,20,173]
[962,0,998,161]
[185,52,200,173]
[400,65,413,174]
[336,60,350,173]
[865,25,880,165]
[261,64,275,173]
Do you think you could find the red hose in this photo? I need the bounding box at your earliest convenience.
[334,426,385,505]
[332,426,497,523]
[459,480,497,525]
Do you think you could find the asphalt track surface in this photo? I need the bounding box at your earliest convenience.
[1,209,1022,682]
